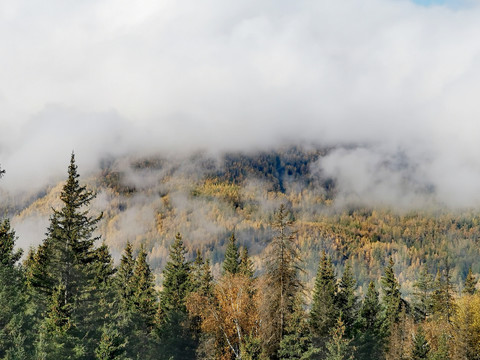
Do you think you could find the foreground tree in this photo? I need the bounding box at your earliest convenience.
[223,232,240,275]
[158,233,195,359]
[26,153,107,358]
[260,204,302,359]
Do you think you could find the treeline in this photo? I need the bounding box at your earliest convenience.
[1,156,480,359]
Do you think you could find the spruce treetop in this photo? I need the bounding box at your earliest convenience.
[463,267,477,295]
[223,232,240,275]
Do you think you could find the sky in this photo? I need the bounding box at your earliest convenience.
[2,0,480,207]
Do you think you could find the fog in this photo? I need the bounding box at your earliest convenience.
[2,0,480,207]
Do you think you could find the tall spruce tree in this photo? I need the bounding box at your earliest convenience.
[355,281,382,360]
[158,233,195,359]
[260,204,302,359]
[239,246,255,279]
[412,266,434,321]
[0,218,33,358]
[132,244,157,329]
[310,251,338,350]
[336,263,358,339]
[381,257,402,338]
[432,258,456,323]
[223,232,240,275]
[411,326,430,360]
[27,153,105,358]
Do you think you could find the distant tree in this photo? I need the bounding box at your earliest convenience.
[260,204,302,359]
[116,241,136,309]
[463,267,477,295]
[223,232,240,275]
[310,251,338,350]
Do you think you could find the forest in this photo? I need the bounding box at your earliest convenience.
[2,150,480,359]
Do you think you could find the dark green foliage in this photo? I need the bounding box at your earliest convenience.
[239,246,255,278]
[0,219,22,266]
[260,204,303,359]
[324,316,354,360]
[463,267,477,295]
[223,232,240,275]
[355,281,383,360]
[132,244,157,328]
[336,263,358,338]
[310,251,338,349]
[116,241,136,309]
[381,257,402,336]
[95,324,128,360]
[278,295,318,360]
[158,233,196,359]
[411,326,430,360]
[159,233,192,315]
[432,259,456,323]
[412,266,434,321]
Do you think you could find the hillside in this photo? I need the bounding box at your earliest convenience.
[9,146,480,297]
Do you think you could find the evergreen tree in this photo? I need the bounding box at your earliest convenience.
[411,326,430,360]
[310,251,338,350]
[132,244,157,329]
[432,259,456,323]
[116,241,136,309]
[239,246,255,278]
[355,281,382,360]
[95,324,128,360]
[336,263,358,338]
[381,257,402,337]
[0,218,33,358]
[278,295,318,360]
[260,204,302,359]
[158,233,195,359]
[223,232,240,275]
[324,316,355,360]
[412,266,434,321]
[27,153,106,358]
[463,267,477,295]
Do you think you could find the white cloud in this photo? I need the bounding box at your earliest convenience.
[1,0,480,206]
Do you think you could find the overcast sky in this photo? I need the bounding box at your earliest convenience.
[2,0,480,206]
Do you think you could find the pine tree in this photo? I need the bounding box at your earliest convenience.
[355,281,382,360]
[116,241,136,310]
[158,233,195,359]
[239,246,255,279]
[381,257,402,337]
[132,244,157,329]
[432,259,456,323]
[310,251,338,350]
[0,218,33,358]
[324,316,355,360]
[223,232,240,275]
[27,153,106,358]
[278,295,318,360]
[463,267,477,295]
[260,204,302,359]
[411,326,430,360]
[95,324,128,360]
[412,266,434,321]
[336,263,358,338]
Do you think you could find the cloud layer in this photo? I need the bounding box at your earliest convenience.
[2,0,480,206]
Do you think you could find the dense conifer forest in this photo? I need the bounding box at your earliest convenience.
[2,150,480,359]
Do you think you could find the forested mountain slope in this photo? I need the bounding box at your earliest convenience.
[8,146,480,297]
